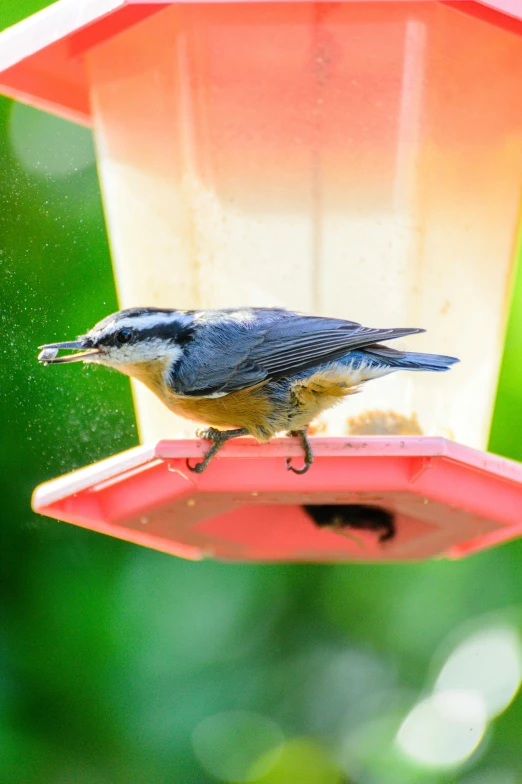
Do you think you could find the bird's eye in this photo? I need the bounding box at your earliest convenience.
[115,328,133,345]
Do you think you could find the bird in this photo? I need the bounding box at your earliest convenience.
[38,306,459,473]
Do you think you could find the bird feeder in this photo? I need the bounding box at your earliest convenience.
[2,0,522,561]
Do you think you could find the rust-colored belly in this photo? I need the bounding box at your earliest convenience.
[164,383,274,433]
[126,360,361,440]
[123,360,275,436]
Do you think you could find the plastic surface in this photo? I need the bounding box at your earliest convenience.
[0,2,521,126]
[0,3,169,125]
[32,437,522,562]
[88,1,522,448]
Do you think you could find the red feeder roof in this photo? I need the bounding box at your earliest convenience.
[32,437,522,562]
[0,1,521,126]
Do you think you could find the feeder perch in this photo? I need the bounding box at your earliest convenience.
[2,0,522,561]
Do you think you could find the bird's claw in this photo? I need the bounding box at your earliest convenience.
[187,458,208,474]
[187,427,249,473]
[285,429,314,475]
[285,457,311,474]
[188,427,315,475]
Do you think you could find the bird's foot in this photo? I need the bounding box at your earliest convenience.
[285,429,314,474]
[188,427,249,474]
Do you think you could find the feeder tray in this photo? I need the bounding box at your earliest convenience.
[32,437,522,562]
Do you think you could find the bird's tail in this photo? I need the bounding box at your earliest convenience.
[364,344,459,372]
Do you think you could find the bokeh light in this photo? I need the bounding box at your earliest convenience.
[395,619,522,771]
[9,102,95,177]
[396,689,487,768]
[435,625,522,719]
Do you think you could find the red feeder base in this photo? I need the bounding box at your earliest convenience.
[32,437,522,562]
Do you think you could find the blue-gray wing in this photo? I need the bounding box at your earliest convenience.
[173,308,424,396]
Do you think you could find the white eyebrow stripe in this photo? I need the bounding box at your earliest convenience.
[100,313,188,334]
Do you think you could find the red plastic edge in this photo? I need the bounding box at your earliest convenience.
[31,437,522,563]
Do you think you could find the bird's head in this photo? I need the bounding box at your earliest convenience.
[38,308,194,382]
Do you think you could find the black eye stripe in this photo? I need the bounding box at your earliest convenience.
[130,324,195,346]
[95,323,195,348]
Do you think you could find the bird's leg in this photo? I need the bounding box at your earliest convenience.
[286,428,314,474]
[187,427,249,474]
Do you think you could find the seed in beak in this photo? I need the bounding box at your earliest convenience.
[37,341,101,364]
[38,347,59,364]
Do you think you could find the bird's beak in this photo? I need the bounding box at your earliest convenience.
[37,340,101,364]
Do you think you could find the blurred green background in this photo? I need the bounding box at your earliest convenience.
[2,3,522,783]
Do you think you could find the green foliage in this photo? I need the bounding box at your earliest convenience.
[0,0,50,32]
[489,230,522,462]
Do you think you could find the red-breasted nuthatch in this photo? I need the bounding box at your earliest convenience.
[38,306,458,473]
